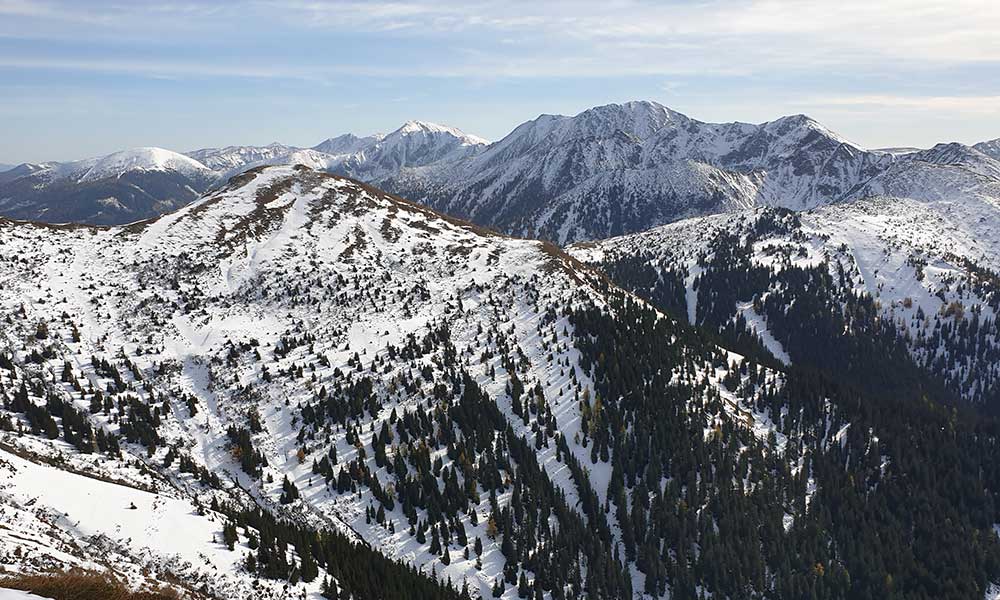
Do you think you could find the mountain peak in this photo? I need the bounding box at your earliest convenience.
[391,120,489,145]
[903,141,1000,180]
[577,100,691,126]
[500,100,694,149]
[312,133,384,156]
[79,147,211,183]
[973,137,1000,161]
[761,113,857,148]
[911,141,985,163]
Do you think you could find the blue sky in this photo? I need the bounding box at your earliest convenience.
[1,0,998,163]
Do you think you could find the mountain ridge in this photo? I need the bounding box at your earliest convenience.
[3,101,999,244]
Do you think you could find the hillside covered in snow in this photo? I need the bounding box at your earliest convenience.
[570,162,1000,411]
[1,167,999,599]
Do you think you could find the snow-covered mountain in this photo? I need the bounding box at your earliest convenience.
[185,142,298,173]
[3,166,996,599]
[0,121,486,227]
[218,120,487,182]
[312,132,384,155]
[3,103,996,241]
[0,163,52,184]
[569,148,1000,408]
[0,148,216,225]
[78,147,212,183]
[339,120,488,180]
[377,101,893,242]
[974,137,1000,162]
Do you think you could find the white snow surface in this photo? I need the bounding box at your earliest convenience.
[0,164,796,599]
[0,448,276,597]
[78,147,212,183]
[0,590,52,600]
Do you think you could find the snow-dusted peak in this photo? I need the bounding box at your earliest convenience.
[910,141,981,162]
[266,149,337,171]
[186,143,299,173]
[556,100,690,143]
[972,137,1000,162]
[473,101,687,168]
[215,148,344,181]
[582,99,688,126]
[78,147,212,183]
[312,133,383,156]
[760,113,858,149]
[904,142,1000,180]
[0,162,55,179]
[388,120,489,146]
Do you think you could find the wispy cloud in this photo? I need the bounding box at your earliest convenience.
[2,0,998,80]
[265,0,1000,70]
[1,0,998,161]
[0,56,332,82]
[802,94,1000,114]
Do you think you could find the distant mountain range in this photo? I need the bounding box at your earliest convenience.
[0,121,487,225]
[1,101,997,244]
[0,148,216,225]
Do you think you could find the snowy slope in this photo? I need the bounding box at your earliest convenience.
[0,165,812,599]
[570,180,1000,407]
[0,590,51,600]
[0,448,296,598]
[3,165,999,598]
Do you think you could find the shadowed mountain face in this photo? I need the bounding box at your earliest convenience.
[0,169,215,225]
[974,137,1000,159]
[0,147,217,225]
